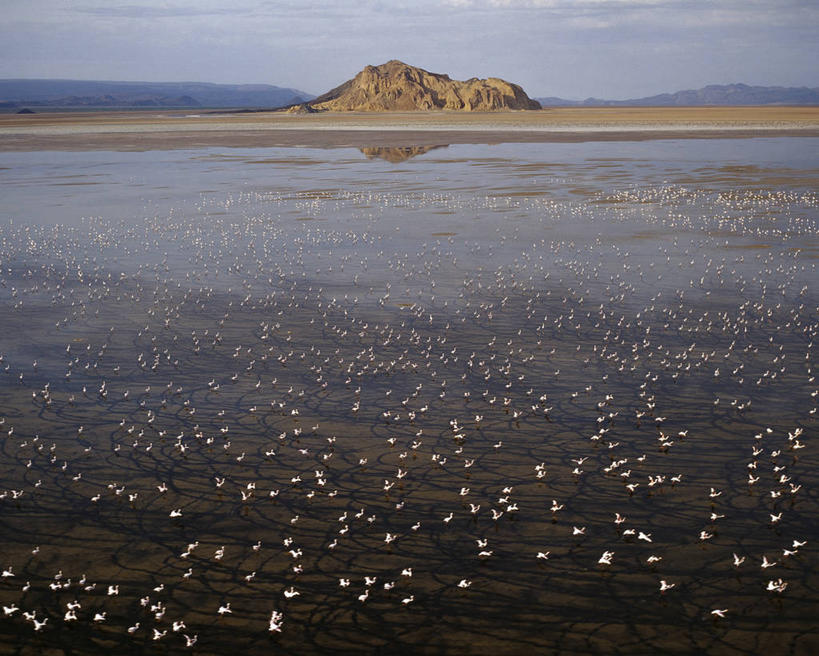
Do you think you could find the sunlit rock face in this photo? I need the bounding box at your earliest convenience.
[308,60,542,112]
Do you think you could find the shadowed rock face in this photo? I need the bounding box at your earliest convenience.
[359,145,448,162]
[285,102,318,114]
[309,61,541,112]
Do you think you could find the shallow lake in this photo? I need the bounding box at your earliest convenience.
[0,138,817,655]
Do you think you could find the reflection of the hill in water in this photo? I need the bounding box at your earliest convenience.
[360,145,448,162]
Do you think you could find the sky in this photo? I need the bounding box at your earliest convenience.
[1,0,818,99]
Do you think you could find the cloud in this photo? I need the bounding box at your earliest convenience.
[444,0,670,7]
[1,0,816,98]
[438,0,819,26]
[71,4,249,18]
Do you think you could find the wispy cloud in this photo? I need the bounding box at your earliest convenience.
[72,4,252,18]
[444,0,674,7]
[440,0,819,31]
[1,0,816,98]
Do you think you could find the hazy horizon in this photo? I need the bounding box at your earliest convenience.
[2,0,818,100]
[2,74,818,104]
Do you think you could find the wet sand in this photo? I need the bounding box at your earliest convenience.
[1,107,818,151]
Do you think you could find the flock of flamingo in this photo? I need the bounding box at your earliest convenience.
[0,149,816,654]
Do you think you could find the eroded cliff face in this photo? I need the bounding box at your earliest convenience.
[307,61,541,112]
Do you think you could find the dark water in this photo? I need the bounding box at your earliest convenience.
[0,140,817,655]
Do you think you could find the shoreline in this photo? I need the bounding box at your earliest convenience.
[1,107,818,151]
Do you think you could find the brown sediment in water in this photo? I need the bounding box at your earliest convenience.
[0,133,817,656]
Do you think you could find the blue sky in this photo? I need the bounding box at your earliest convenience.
[1,0,817,98]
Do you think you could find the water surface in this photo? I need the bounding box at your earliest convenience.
[0,139,817,655]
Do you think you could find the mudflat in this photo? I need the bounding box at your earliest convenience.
[1,123,818,656]
[1,106,818,151]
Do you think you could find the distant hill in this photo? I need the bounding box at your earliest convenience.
[536,83,819,107]
[0,79,313,110]
[296,60,541,112]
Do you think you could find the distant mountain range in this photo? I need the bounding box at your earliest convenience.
[536,83,819,107]
[3,79,818,112]
[0,79,313,110]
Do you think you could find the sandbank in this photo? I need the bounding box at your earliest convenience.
[1,106,818,151]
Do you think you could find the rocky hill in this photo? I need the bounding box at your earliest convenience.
[306,61,540,112]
